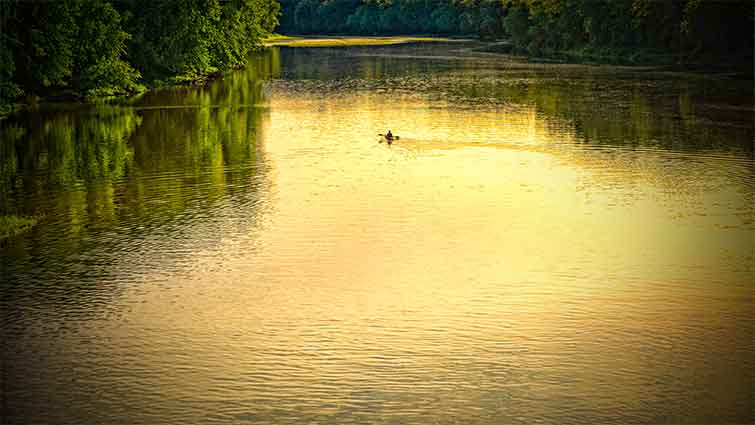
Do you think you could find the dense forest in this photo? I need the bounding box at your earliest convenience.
[1,0,752,113]
[0,0,280,111]
[278,0,504,37]
[280,0,753,61]
[500,0,753,60]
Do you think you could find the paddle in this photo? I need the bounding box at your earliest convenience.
[377,133,400,143]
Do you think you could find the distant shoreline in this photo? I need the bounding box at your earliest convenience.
[3,36,749,119]
[264,35,752,77]
[263,35,470,47]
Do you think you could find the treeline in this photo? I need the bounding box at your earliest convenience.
[0,0,280,109]
[502,0,753,60]
[279,0,752,63]
[279,0,506,37]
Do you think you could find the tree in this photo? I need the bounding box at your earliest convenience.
[294,0,320,32]
[503,1,529,48]
[73,0,140,95]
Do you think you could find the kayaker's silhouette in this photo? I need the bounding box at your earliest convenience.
[379,130,399,144]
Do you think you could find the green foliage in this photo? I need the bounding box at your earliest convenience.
[280,0,506,36]
[1,0,748,114]
[294,0,320,33]
[18,1,77,89]
[1,0,141,98]
[125,0,279,82]
[430,5,458,33]
[0,0,280,112]
[278,0,752,62]
[500,0,752,62]
[503,2,528,47]
[0,16,19,106]
[0,45,22,111]
[73,0,141,96]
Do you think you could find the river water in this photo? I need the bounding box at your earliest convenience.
[1,42,753,424]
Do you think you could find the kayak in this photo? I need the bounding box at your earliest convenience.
[378,135,400,144]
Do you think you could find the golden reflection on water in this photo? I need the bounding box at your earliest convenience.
[2,46,753,424]
[106,88,754,422]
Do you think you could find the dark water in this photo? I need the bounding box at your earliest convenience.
[1,42,753,424]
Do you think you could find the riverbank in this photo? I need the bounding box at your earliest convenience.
[0,64,246,119]
[1,0,280,120]
[264,35,462,47]
[476,41,753,75]
[3,35,749,119]
[267,35,752,75]
[0,36,453,119]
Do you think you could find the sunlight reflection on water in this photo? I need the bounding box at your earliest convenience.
[1,43,753,424]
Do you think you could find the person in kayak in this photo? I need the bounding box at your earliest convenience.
[378,130,398,144]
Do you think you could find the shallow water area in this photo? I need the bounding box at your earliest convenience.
[1,42,753,424]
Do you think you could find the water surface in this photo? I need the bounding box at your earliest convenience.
[1,42,753,424]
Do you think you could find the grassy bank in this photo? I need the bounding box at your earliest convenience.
[264,35,456,47]
[0,215,39,240]
[263,34,297,43]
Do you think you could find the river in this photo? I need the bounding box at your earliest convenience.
[1,41,753,424]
